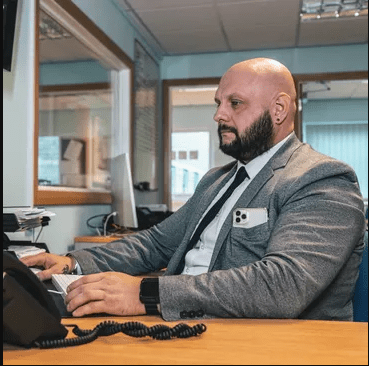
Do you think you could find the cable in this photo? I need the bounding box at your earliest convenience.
[35,226,43,243]
[103,212,117,237]
[34,321,207,349]
[86,214,107,236]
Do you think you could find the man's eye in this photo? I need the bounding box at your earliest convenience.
[231,100,241,107]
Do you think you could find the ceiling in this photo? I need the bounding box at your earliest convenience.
[113,0,368,56]
[40,0,368,62]
[39,0,368,104]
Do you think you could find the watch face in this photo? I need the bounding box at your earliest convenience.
[140,278,160,304]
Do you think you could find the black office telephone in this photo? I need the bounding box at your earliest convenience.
[3,251,68,347]
[3,251,207,348]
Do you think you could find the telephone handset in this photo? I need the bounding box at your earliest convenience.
[3,251,68,347]
[3,251,207,349]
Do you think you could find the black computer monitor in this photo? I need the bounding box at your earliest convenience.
[3,0,18,72]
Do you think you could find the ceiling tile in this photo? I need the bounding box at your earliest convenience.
[217,0,301,27]
[299,17,368,46]
[156,28,229,54]
[136,5,220,34]
[226,24,297,51]
[125,0,214,11]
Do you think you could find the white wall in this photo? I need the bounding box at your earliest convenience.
[3,0,35,208]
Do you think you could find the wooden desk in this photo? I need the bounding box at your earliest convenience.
[3,317,368,365]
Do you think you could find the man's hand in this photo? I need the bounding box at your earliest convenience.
[20,253,75,281]
[65,272,146,317]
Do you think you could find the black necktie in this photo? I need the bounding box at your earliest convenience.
[175,167,249,274]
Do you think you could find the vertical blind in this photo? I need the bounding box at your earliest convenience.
[303,121,368,199]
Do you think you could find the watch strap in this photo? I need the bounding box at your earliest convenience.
[144,303,160,315]
[140,278,160,315]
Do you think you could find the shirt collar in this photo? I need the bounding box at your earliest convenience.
[237,133,293,180]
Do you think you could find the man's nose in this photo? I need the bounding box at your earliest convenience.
[213,104,229,124]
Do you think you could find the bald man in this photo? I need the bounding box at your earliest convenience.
[22,58,365,321]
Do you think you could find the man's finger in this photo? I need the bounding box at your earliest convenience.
[66,287,105,313]
[66,273,104,292]
[19,253,46,267]
[72,300,106,317]
[36,267,55,281]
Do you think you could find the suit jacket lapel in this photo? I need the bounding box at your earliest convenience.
[209,133,302,270]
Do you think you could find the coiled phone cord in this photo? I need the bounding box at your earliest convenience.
[34,320,207,349]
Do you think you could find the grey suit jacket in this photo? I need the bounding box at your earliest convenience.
[71,133,366,321]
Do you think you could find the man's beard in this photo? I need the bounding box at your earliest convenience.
[218,110,275,163]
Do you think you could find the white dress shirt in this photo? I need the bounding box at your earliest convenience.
[181,133,292,275]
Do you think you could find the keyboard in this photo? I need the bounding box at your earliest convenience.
[51,274,83,299]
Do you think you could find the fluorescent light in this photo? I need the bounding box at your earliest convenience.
[300,0,368,21]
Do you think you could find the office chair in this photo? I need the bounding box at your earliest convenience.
[353,231,368,322]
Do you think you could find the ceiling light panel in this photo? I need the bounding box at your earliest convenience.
[301,0,368,20]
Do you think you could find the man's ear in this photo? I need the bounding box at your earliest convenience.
[273,93,291,125]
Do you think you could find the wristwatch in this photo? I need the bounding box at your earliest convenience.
[65,254,78,274]
[139,277,160,315]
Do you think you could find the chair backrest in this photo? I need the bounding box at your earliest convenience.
[353,231,368,322]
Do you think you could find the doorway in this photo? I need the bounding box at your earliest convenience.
[163,80,234,211]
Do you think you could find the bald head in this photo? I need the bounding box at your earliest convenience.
[226,58,297,107]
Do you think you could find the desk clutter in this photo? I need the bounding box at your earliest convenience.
[3,207,55,232]
[3,207,54,254]
[86,205,173,237]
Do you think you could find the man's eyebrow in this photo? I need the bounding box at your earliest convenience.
[215,93,246,102]
[228,93,244,99]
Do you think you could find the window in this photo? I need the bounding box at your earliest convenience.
[183,169,189,193]
[178,151,187,160]
[304,121,368,199]
[35,1,133,205]
[298,76,368,201]
[171,130,216,210]
[190,150,198,160]
[39,84,112,191]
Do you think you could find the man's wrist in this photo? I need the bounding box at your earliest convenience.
[65,254,78,274]
[139,277,160,315]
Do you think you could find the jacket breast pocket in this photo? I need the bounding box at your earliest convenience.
[229,222,271,261]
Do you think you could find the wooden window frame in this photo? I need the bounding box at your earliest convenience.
[34,0,134,205]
